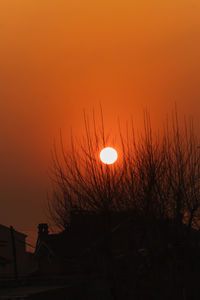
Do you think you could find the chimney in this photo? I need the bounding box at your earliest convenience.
[38,223,49,241]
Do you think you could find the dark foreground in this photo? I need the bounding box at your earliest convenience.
[1,274,200,300]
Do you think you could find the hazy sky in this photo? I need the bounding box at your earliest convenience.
[1,0,200,237]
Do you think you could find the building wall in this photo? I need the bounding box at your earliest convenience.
[0,224,28,278]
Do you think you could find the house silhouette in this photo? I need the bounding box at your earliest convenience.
[34,210,200,279]
[0,224,35,279]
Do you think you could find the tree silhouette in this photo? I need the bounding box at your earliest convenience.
[47,109,200,298]
[48,110,126,230]
[48,109,200,234]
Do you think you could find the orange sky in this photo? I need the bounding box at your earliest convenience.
[1,0,200,242]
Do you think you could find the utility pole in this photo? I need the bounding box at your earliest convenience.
[10,226,18,281]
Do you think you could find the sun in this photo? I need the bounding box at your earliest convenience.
[100,147,118,165]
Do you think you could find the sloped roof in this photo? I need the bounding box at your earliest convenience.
[0,224,27,238]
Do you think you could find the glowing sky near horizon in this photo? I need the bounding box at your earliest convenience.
[0,0,200,234]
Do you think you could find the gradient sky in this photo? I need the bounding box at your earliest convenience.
[1,0,200,241]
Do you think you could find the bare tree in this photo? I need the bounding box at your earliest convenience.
[48,109,200,236]
[164,114,200,231]
[47,108,200,298]
[121,113,169,219]
[48,110,126,230]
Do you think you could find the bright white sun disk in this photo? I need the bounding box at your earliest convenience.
[100,147,118,164]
